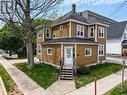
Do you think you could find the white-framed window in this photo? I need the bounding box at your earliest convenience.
[38,44,41,54]
[60,25,63,30]
[47,48,52,55]
[88,26,94,38]
[85,48,92,56]
[77,25,84,37]
[46,29,51,38]
[98,26,105,38]
[98,45,104,56]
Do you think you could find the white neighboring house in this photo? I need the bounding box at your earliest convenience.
[107,21,127,56]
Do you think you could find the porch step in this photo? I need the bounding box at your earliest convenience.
[60,67,73,80]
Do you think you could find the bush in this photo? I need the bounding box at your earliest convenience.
[77,66,90,75]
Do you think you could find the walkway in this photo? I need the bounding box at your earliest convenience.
[0,58,45,95]
[45,80,76,95]
[66,68,127,95]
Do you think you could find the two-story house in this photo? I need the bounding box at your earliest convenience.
[36,4,109,79]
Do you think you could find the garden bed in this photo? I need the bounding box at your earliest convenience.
[75,63,122,88]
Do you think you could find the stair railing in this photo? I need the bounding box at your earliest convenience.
[59,58,63,79]
[73,58,77,78]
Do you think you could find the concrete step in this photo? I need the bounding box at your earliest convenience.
[62,72,73,75]
[60,76,73,80]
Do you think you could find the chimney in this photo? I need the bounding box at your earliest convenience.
[72,4,76,13]
[79,12,82,16]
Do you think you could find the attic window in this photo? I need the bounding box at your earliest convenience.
[60,25,63,30]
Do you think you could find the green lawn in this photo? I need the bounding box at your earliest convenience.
[75,63,122,88]
[105,81,127,95]
[0,66,15,92]
[15,63,59,89]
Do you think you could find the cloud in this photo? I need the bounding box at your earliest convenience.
[63,0,124,6]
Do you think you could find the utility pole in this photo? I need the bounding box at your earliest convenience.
[121,59,125,92]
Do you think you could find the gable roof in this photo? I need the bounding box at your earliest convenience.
[42,37,97,44]
[107,21,127,40]
[82,10,117,24]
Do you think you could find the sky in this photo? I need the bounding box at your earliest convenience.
[0,0,127,28]
[59,0,127,21]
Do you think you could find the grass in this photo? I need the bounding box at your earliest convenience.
[75,63,122,88]
[15,63,59,89]
[0,66,15,92]
[105,81,127,95]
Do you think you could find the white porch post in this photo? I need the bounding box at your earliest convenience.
[69,21,72,38]
[75,44,77,59]
[61,44,63,58]
[95,24,98,42]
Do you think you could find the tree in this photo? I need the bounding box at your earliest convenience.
[0,24,23,55]
[0,0,63,68]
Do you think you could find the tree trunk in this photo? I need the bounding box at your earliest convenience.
[26,36,34,68]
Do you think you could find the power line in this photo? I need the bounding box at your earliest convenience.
[109,0,127,17]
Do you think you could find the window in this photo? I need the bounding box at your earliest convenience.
[39,33,42,37]
[98,26,105,38]
[77,25,84,37]
[38,44,41,54]
[60,25,63,30]
[47,48,52,55]
[99,45,104,56]
[85,48,92,56]
[46,29,51,38]
[88,26,94,38]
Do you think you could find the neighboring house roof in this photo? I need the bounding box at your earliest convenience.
[82,10,117,24]
[42,37,98,44]
[107,21,127,40]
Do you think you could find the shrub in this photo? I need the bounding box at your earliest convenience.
[77,66,90,75]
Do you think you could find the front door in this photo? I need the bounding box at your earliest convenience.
[64,47,73,67]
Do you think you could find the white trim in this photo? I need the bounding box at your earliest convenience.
[77,24,84,38]
[70,19,88,25]
[75,44,77,58]
[96,22,109,27]
[98,44,104,56]
[47,48,52,55]
[42,42,98,45]
[69,21,72,37]
[98,26,105,38]
[61,44,63,58]
[53,19,109,27]
[64,46,73,66]
[42,61,59,68]
[60,25,63,30]
[88,26,94,38]
[37,44,42,54]
[85,48,92,56]
[53,36,68,39]
[95,24,98,42]
[46,28,51,39]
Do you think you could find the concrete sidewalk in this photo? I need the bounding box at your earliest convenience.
[45,80,76,95]
[0,58,45,95]
[66,69,127,95]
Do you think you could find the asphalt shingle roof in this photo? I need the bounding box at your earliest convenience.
[42,37,97,44]
[107,21,127,40]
